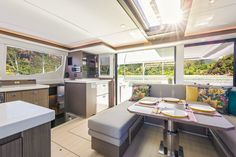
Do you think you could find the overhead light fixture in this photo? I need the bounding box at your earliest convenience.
[120,24,126,28]
[209,0,215,4]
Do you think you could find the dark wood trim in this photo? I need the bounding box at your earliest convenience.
[0,28,116,51]
[0,79,36,86]
[70,41,115,51]
[0,28,70,50]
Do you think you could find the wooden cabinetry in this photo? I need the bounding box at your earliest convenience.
[0,123,50,157]
[0,138,23,157]
[5,91,22,102]
[5,89,49,108]
[65,82,96,118]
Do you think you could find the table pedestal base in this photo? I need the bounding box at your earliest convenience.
[159,120,184,157]
[159,141,184,157]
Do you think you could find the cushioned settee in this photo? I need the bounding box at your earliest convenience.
[88,84,236,157]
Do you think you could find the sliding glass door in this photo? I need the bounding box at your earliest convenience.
[117,47,175,104]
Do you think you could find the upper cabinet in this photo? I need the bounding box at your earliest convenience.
[98,54,114,78]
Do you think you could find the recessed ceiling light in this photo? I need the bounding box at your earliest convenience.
[120,24,126,28]
[209,0,215,4]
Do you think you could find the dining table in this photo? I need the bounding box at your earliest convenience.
[127,97,235,157]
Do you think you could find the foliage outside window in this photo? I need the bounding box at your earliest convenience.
[184,52,234,86]
[6,46,62,75]
[100,56,110,75]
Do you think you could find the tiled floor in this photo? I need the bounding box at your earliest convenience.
[51,118,219,157]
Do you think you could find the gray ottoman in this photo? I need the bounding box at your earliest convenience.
[88,101,143,157]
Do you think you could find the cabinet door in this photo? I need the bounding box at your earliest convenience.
[5,92,22,102]
[21,90,35,104]
[37,89,49,108]
[0,138,23,157]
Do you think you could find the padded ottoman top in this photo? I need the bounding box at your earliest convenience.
[88,101,139,139]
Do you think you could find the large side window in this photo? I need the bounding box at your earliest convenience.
[184,42,234,86]
[117,47,175,104]
[6,46,62,75]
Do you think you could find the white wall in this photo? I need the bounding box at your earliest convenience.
[0,35,68,84]
[175,44,184,84]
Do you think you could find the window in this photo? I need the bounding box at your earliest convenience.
[184,42,234,86]
[117,47,175,103]
[6,46,62,75]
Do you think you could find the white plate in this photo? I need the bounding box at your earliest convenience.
[163,97,180,102]
[161,108,188,118]
[138,97,159,105]
[190,104,216,112]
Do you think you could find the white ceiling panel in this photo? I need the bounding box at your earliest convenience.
[0,0,93,45]
[74,45,116,54]
[25,0,137,37]
[186,0,236,35]
[0,0,144,48]
[99,29,148,47]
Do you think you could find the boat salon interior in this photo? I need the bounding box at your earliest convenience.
[0,0,236,157]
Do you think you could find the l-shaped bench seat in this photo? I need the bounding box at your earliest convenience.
[88,101,143,157]
[88,84,236,157]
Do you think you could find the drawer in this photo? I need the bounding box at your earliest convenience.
[97,94,108,105]
[96,83,109,96]
[5,92,22,102]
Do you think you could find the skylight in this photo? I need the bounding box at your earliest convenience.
[118,0,190,38]
[134,0,183,28]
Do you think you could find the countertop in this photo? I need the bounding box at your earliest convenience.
[0,101,55,139]
[65,79,111,84]
[0,84,50,92]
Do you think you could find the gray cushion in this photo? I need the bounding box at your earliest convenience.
[215,115,236,156]
[88,101,138,139]
[150,84,186,99]
[88,129,127,146]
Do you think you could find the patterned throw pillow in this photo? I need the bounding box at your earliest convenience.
[197,87,229,113]
[129,84,151,101]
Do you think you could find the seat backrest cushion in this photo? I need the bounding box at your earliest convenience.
[150,84,186,100]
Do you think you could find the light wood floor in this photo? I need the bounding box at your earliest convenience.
[51,118,219,157]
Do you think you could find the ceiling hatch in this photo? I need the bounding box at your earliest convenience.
[118,0,192,40]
